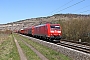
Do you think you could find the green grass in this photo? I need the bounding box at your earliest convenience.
[0,34,20,60]
[14,34,41,60]
[15,34,72,60]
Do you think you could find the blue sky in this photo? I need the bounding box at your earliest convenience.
[0,0,90,24]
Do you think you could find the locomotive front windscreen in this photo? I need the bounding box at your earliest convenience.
[50,25,60,29]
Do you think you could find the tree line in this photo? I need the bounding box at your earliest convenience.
[58,17,90,42]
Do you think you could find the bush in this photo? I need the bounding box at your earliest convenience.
[58,18,90,42]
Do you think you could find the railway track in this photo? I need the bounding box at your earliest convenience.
[57,40,90,54]
[20,34,90,54]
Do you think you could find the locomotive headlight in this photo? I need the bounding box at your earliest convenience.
[51,31,54,33]
[58,31,61,33]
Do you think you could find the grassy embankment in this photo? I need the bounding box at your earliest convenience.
[14,34,41,60]
[0,33,20,60]
[15,34,72,60]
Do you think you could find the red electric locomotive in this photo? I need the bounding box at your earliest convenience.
[33,23,62,41]
[18,23,62,41]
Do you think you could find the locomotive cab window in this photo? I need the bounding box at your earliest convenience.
[50,25,60,29]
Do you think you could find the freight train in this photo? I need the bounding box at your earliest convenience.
[18,23,62,41]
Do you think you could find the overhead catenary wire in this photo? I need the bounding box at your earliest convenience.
[80,10,90,13]
[72,5,90,12]
[55,0,85,13]
[49,0,74,15]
